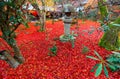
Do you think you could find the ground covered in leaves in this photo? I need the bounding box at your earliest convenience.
[0,20,120,79]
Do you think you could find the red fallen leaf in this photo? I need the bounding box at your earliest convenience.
[29,10,38,17]
[0,20,119,79]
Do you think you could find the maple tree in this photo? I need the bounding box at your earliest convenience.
[0,0,28,68]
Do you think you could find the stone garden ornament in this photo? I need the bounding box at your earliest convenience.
[60,4,77,48]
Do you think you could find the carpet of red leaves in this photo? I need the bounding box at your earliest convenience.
[0,20,120,79]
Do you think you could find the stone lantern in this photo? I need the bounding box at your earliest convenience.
[63,7,73,36]
[59,4,76,48]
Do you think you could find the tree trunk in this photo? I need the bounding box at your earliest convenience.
[11,42,25,64]
[0,0,26,68]
[0,50,20,68]
[41,11,46,31]
[31,1,46,32]
[2,34,25,64]
[40,0,46,31]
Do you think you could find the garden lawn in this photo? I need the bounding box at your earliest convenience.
[0,20,120,79]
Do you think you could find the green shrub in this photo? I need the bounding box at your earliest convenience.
[86,51,120,78]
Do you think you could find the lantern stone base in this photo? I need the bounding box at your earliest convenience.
[59,34,76,48]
